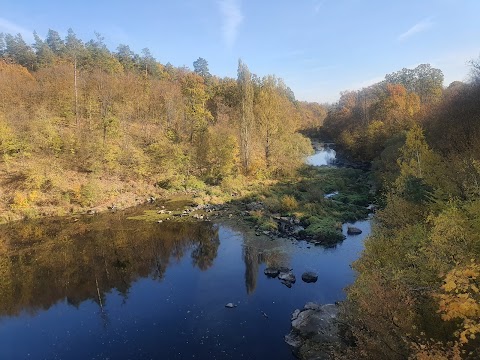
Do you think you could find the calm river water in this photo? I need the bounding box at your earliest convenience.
[0,148,369,360]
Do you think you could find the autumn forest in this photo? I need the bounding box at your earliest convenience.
[1,28,480,359]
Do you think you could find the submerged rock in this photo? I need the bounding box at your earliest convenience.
[225,303,237,308]
[264,267,280,278]
[279,271,296,284]
[347,226,362,235]
[301,272,318,283]
[285,303,340,360]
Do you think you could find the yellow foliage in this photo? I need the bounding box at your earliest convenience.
[11,191,29,209]
[436,262,480,344]
[280,195,298,212]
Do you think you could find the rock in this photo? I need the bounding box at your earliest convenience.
[324,191,339,199]
[292,309,301,321]
[245,201,264,211]
[281,280,293,288]
[347,226,362,235]
[302,272,318,283]
[225,303,237,308]
[285,303,340,360]
[264,267,280,278]
[279,271,296,284]
[304,302,321,311]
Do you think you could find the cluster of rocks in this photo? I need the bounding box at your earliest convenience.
[285,303,341,360]
[264,267,318,288]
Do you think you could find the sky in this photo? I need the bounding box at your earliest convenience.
[1,0,479,103]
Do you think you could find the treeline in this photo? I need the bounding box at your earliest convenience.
[324,62,480,358]
[0,29,326,220]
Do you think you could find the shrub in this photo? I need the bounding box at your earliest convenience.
[280,195,299,212]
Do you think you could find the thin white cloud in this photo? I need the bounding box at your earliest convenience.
[398,17,434,42]
[218,0,243,49]
[0,17,33,41]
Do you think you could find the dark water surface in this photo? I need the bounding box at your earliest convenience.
[0,208,370,360]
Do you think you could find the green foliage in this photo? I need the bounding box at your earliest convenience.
[0,118,23,157]
[303,216,344,243]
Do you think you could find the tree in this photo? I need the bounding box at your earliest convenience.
[437,262,480,345]
[372,84,420,128]
[470,56,480,84]
[33,31,55,68]
[115,44,136,72]
[141,48,158,77]
[65,29,85,125]
[181,73,213,143]
[193,57,211,80]
[0,33,6,57]
[3,33,36,69]
[45,29,65,55]
[385,64,444,105]
[84,32,122,74]
[255,75,281,169]
[237,59,254,174]
[396,124,447,189]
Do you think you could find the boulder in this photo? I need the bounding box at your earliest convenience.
[285,303,340,360]
[302,272,318,283]
[279,271,296,284]
[347,226,362,235]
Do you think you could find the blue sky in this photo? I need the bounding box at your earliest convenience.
[1,0,479,103]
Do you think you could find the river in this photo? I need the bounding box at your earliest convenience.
[0,147,370,360]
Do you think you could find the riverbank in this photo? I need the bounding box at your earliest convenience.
[0,155,374,246]
[126,165,373,246]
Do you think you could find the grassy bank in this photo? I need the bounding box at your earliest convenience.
[129,164,373,244]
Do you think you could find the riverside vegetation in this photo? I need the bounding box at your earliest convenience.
[1,28,480,359]
[0,29,326,223]
[322,62,480,359]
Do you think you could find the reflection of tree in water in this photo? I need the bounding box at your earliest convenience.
[243,245,263,294]
[0,213,220,317]
[191,224,220,270]
[243,244,289,295]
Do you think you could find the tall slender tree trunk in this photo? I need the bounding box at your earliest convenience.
[237,59,254,175]
[74,57,79,126]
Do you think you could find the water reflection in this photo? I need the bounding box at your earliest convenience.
[0,210,369,360]
[243,245,262,294]
[0,212,219,318]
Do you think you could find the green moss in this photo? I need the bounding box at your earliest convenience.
[303,216,345,243]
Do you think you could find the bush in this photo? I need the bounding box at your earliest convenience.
[280,195,299,212]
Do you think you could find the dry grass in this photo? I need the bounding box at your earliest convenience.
[0,156,160,223]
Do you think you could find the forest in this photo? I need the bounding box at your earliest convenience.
[1,28,480,359]
[0,29,326,222]
[321,60,480,358]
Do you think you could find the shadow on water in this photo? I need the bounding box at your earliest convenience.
[0,201,370,359]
